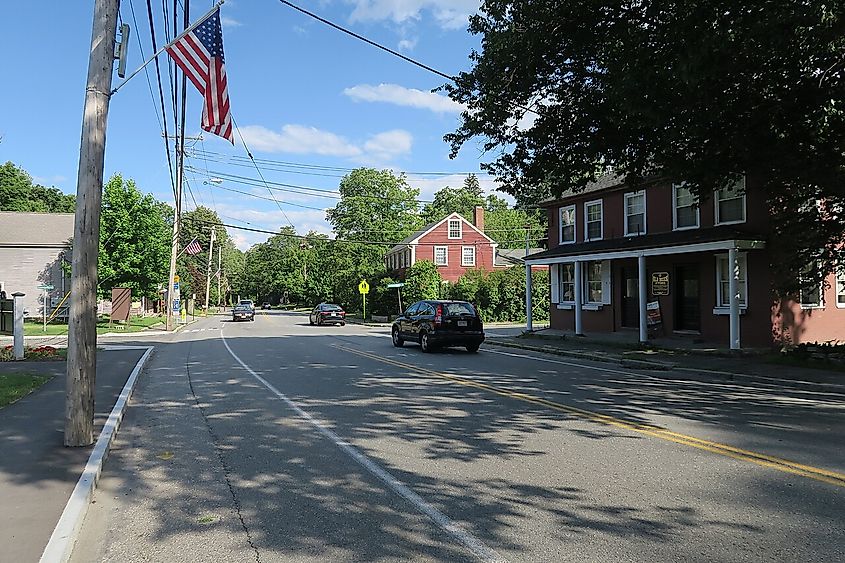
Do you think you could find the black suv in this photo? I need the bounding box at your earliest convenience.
[391,300,484,353]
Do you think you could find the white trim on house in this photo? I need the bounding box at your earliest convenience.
[835,268,845,309]
[799,262,825,310]
[525,239,766,266]
[559,205,576,244]
[672,182,700,231]
[714,252,748,311]
[395,212,498,248]
[584,199,603,241]
[714,176,747,225]
[448,218,462,239]
[624,190,647,236]
[461,245,476,266]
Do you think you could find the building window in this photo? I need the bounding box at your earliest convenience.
[799,263,823,308]
[434,246,448,266]
[715,254,747,308]
[448,219,462,239]
[836,268,845,308]
[561,263,575,302]
[584,200,603,241]
[559,205,576,244]
[673,183,699,230]
[461,246,476,266]
[624,191,646,236]
[585,261,603,303]
[715,177,746,225]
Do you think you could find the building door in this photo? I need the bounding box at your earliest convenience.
[674,265,700,332]
[621,267,639,328]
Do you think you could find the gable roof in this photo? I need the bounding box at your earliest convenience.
[495,247,547,267]
[539,172,626,206]
[387,212,497,253]
[0,212,74,247]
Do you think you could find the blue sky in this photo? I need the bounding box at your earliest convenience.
[1,0,507,250]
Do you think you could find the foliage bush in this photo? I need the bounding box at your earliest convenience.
[403,261,442,305]
[445,267,550,323]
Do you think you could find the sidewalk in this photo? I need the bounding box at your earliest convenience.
[486,328,845,394]
[0,349,147,562]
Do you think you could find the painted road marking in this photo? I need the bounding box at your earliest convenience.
[334,344,845,488]
[220,330,504,562]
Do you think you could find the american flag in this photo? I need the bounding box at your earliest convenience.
[166,8,233,143]
[184,239,203,255]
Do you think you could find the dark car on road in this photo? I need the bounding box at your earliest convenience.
[232,304,255,322]
[392,300,484,353]
[310,303,346,326]
[262,302,271,310]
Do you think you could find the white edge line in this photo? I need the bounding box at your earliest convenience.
[219,329,505,563]
[39,346,155,563]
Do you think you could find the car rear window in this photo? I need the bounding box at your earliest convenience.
[321,304,343,311]
[235,305,251,311]
[444,302,476,316]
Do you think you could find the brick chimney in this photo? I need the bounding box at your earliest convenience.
[473,205,485,232]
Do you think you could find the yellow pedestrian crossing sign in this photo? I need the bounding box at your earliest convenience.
[358,280,370,294]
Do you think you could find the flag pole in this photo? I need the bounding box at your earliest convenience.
[111,0,225,95]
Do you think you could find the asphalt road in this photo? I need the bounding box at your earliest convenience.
[74,311,845,562]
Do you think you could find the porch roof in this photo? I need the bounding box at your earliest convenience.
[525,226,766,264]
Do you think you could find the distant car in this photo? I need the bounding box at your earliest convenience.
[238,299,255,311]
[232,304,255,322]
[309,303,346,326]
[262,302,271,310]
[391,300,484,353]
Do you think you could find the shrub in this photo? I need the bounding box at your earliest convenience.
[404,261,442,304]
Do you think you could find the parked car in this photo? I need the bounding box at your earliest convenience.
[232,304,255,322]
[309,303,346,326]
[262,302,271,310]
[391,300,484,353]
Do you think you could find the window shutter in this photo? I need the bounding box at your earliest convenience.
[601,260,612,304]
[550,264,560,304]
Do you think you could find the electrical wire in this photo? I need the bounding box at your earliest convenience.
[145,0,177,201]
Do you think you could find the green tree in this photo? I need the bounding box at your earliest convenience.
[444,1,845,289]
[98,174,170,298]
[0,161,75,212]
[326,168,422,244]
[403,261,442,304]
[180,206,230,305]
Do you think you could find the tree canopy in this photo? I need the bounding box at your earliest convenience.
[444,1,845,288]
[0,161,75,213]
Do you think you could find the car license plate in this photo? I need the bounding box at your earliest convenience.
[457,320,468,327]
[331,313,337,316]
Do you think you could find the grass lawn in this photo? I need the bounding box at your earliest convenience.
[0,373,53,407]
[23,315,165,336]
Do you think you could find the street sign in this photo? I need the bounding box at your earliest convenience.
[173,282,180,291]
[386,283,405,288]
[37,284,54,290]
[174,275,180,283]
[358,280,370,294]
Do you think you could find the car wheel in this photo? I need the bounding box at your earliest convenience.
[420,331,432,353]
[341,322,346,326]
[466,343,480,353]
[392,327,404,347]
[309,317,314,325]
[317,317,322,326]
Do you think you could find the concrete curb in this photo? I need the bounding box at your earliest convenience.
[485,339,845,395]
[39,345,155,563]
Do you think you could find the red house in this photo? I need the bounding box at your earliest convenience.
[524,174,845,349]
[385,207,498,282]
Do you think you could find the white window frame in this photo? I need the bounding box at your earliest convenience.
[836,267,845,309]
[623,191,647,236]
[584,261,603,304]
[560,263,575,303]
[559,205,576,244]
[584,199,603,241]
[672,182,700,231]
[434,245,448,266]
[461,245,476,267]
[714,253,748,312]
[448,218,462,239]
[799,262,824,309]
[715,176,747,225]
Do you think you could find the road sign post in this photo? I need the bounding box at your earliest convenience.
[358,280,370,320]
[38,284,54,332]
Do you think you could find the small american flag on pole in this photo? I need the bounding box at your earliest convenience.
[184,239,203,255]
[166,8,234,143]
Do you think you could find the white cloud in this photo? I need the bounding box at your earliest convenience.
[215,205,331,250]
[220,16,242,28]
[238,124,413,164]
[397,37,417,51]
[343,83,464,114]
[402,173,507,203]
[345,0,478,30]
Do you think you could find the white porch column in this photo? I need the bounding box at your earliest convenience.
[574,260,583,335]
[525,263,533,332]
[638,254,648,343]
[729,247,741,350]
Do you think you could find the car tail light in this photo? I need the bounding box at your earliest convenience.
[434,304,443,327]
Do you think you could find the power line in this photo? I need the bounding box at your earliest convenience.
[145,0,177,201]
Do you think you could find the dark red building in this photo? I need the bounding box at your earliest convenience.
[525,174,845,348]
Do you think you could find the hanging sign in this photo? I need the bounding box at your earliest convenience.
[651,272,670,296]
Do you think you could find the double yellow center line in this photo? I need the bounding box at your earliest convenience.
[334,344,845,488]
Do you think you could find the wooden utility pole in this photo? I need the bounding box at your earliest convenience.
[204,227,216,311]
[65,0,120,447]
[217,244,222,308]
